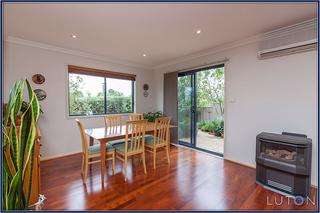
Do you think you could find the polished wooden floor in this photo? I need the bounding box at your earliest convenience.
[41,145,318,210]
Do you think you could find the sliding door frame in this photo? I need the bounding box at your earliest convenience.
[177,71,196,148]
[178,64,225,157]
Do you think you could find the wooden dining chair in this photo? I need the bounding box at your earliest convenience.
[145,117,171,169]
[113,119,147,181]
[104,114,125,146]
[128,113,144,121]
[76,119,115,184]
[104,114,123,134]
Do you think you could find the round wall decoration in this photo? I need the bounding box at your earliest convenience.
[143,91,149,97]
[34,89,47,101]
[32,74,45,84]
[143,84,149,97]
[143,84,149,91]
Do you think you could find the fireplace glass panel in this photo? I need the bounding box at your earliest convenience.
[259,141,305,167]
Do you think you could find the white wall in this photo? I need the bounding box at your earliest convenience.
[4,35,318,187]
[154,42,318,186]
[4,42,156,159]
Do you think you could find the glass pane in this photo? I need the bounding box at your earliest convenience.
[260,142,299,165]
[106,78,133,113]
[178,75,192,144]
[196,67,224,154]
[69,73,105,116]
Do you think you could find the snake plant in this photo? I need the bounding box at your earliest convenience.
[2,79,40,210]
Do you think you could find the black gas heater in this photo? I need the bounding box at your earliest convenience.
[256,132,312,196]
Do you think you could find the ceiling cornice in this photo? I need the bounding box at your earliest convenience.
[153,18,317,70]
[4,36,153,70]
[4,18,317,71]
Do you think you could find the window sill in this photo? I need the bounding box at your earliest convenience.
[66,113,134,120]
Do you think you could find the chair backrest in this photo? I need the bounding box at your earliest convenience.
[75,119,88,155]
[125,120,147,154]
[153,117,171,146]
[104,114,123,134]
[128,113,144,121]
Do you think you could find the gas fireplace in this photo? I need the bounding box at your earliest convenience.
[256,132,312,197]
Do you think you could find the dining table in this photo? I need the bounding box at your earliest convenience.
[85,122,176,186]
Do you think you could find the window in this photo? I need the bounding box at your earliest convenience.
[68,65,135,116]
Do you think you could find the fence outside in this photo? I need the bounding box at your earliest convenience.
[196,106,223,122]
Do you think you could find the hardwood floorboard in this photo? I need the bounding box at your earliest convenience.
[41,145,318,210]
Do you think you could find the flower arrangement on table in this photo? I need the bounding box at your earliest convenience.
[143,111,163,122]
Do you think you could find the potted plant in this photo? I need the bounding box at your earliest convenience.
[210,117,224,137]
[2,79,41,210]
[143,111,163,122]
[3,101,43,127]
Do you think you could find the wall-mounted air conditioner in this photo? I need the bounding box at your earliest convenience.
[258,19,317,60]
[258,40,317,60]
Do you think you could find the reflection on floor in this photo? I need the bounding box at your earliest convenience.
[40,145,317,210]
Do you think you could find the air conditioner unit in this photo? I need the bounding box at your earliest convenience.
[258,40,317,60]
[258,19,317,60]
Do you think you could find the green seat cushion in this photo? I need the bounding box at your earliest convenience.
[109,139,125,146]
[145,135,163,145]
[88,143,114,154]
[145,135,155,145]
[113,140,143,153]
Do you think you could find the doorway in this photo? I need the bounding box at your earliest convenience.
[177,64,224,156]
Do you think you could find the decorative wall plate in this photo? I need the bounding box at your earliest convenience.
[32,74,45,84]
[34,89,47,101]
[143,84,149,97]
[143,84,149,91]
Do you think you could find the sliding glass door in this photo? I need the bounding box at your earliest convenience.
[178,65,225,156]
[177,73,194,146]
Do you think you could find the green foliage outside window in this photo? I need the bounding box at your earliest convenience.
[69,74,133,116]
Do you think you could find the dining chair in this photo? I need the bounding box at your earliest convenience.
[113,119,147,181]
[76,119,115,184]
[104,114,123,134]
[104,114,124,146]
[145,117,171,169]
[128,113,144,121]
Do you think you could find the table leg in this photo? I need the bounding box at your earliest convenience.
[101,142,106,186]
[89,137,94,169]
[168,130,171,153]
[89,137,94,146]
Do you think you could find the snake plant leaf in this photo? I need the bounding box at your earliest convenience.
[22,80,39,177]
[12,80,24,120]
[10,81,24,170]
[26,79,40,121]
[9,123,19,171]
[3,80,19,127]
[17,98,32,207]
[3,169,8,209]
[16,108,30,208]
[22,116,36,178]
[26,145,35,208]
[2,152,13,179]
[7,170,21,209]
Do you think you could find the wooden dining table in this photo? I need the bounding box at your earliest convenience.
[85,122,176,185]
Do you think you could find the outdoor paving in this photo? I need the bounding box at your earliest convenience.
[180,130,224,154]
[196,130,224,154]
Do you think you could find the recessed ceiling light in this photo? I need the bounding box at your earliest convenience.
[143,54,147,57]
[196,30,201,34]
[72,35,77,38]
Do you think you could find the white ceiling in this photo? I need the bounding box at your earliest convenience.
[4,3,317,68]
